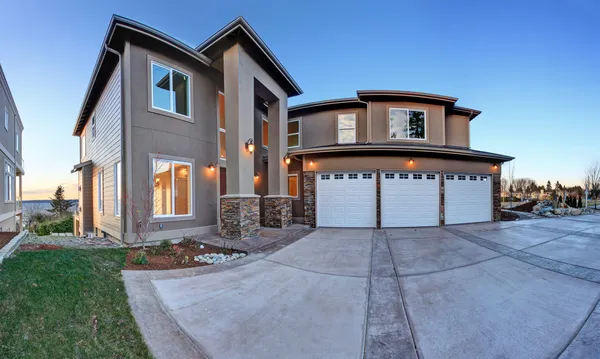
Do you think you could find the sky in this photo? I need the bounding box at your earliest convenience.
[0,0,598,200]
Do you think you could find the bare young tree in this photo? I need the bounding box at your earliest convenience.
[585,161,600,209]
[503,162,515,206]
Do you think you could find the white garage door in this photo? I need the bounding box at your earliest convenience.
[317,172,376,227]
[381,172,440,228]
[445,174,492,225]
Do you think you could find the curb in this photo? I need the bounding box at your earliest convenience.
[0,230,29,265]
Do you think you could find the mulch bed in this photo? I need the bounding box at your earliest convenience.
[510,200,538,213]
[19,243,64,251]
[501,211,520,221]
[0,232,19,251]
[124,240,245,271]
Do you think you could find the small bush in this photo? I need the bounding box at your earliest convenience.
[158,240,172,251]
[34,216,74,236]
[147,246,162,256]
[132,251,148,265]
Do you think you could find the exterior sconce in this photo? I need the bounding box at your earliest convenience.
[309,159,315,166]
[245,138,255,153]
[208,162,215,172]
[254,173,259,179]
[284,154,291,165]
[493,164,498,169]
[409,157,414,165]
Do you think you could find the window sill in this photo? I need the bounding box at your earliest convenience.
[151,214,195,223]
[148,106,194,124]
[5,201,14,204]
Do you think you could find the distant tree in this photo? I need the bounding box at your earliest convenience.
[48,185,73,217]
[585,161,600,209]
[546,181,552,192]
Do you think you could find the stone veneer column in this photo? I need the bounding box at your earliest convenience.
[264,195,292,228]
[492,174,501,221]
[220,195,260,240]
[439,171,445,226]
[303,171,316,228]
[376,170,381,229]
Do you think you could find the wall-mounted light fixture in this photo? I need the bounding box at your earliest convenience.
[409,157,414,165]
[493,163,498,169]
[245,138,255,153]
[284,154,291,165]
[254,173,259,179]
[309,159,315,166]
[208,162,215,172]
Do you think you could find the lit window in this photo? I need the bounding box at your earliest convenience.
[4,162,13,202]
[288,118,301,148]
[334,174,344,180]
[413,174,423,180]
[389,108,426,140]
[91,114,96,138]
[288,174,299,198]
[97,170,103,213]
[151,61,191,117]
[114,162,121,217]
[337,113,356,144]
[4,107,7,131]
[218,92,226,160]
[262,114,268,148]
[153,158,193,217]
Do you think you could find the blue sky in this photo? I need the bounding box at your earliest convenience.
[1,0,598,199]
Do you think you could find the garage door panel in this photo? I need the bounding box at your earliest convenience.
[317,172,376,228]
[445,174,492,225]
[381,172,440,228]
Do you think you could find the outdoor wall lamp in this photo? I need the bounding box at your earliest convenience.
[254,173,259,179]
[208,162,215,172]
[284,154,291,165]
[493,164,498,169]
[309,159,315,166]
[245,138,255,153]
[409,157,414,165]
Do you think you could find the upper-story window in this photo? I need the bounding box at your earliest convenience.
[262,114,269,148]
[4,107,7,131]
[81,133,86,159]
[91,114,96,138]
[150,61,191,118]
[288,118,300,148]
[218,92,226,160]
[15,132,19,153]
[389,108,426,140]
[337,113,356,144]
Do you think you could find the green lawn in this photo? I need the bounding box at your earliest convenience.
[0,248,151,358]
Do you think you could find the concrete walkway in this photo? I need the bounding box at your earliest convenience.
[124,214,600,359]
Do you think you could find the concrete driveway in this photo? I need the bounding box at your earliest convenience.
[124,214,600,359]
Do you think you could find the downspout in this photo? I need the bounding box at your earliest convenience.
[104,44,126,246]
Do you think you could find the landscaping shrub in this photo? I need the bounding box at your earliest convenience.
[35,216,74,236]
[578,197,583,208]
[158,239,172,251]
[132,251,148,265]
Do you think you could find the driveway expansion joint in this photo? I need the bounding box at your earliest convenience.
[262,258,369,278]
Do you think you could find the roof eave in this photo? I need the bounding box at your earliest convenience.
[357,90,458,104]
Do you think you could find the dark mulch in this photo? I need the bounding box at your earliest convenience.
[18,244,64,251]
[0,232,19,251]
[501,211,520,221]
[125,241,245,271]
[511,200,538,213]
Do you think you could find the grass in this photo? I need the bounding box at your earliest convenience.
[0,248,151,358]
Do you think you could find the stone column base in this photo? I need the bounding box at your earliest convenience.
[264,195,292,228]
[220,195,260,240]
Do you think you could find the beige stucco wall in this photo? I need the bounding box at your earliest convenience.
[300,107,368,148]
[371,101,445,145]
[446,114,470,147]
[127,42,220,242]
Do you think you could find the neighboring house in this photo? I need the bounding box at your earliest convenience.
[0,64,24,231]
[72,15,513,243]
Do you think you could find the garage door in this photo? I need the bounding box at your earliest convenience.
[317,172,376,227]
[445,174,492,225]
[381,172,440,228]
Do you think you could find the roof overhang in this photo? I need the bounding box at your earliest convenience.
[451,106,482,120]
[196,17,302,97]
[288,97,366,116]
[357,90,458,105]
[289,144,514,162]
[71,160,92,173]
[72,15,212,136]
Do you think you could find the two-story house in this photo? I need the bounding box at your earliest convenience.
[72,15,513,244]
[0,64,24,231]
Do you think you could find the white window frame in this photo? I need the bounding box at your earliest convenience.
[4,161,13,203]
[97,170,103,213]
[114,162,121,217]
[337,113,357,144]
[150,60,192,119]
[288,117,301,149]
[15,132,19,153]
[91,114,96,138]
[81,133,86,159]
[151,156,194,220]
[388,108,427,141]
[261,114,269,149]
[218,91,226,160]
[4,107,8,131]
[288,174,299,199]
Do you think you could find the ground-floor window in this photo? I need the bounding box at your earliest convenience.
[4,161,13,202]
[288,174,299,198]
[152,157,193,218]
[97,169,103,213]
